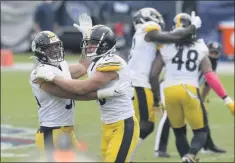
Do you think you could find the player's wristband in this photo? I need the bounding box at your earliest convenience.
[97,88,113,99]
[153,94,160,106]
[224,96,233,105]
[204,71,227,99]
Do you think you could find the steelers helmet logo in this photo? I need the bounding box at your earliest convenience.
[45,31,57,41]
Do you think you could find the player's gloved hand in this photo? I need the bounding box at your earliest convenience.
[190,11,202,29]
[73,13,92,38]
[154,102,164,117]
[97,82,128,99]
[35,67,57,82]
[224,96,234,115]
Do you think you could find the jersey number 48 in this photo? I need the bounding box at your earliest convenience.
[172,48,198,72]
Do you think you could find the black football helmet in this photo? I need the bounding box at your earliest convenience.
[207,41,221,59]
[172,13,197,47]
[133,8,165,30]
[81,25,116,60]
[31,31,64,66]
[173,13,192,30]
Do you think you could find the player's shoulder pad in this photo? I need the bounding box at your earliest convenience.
[96,54,122,72]
[36,64,60,73]
[157,44,163,50]
[143,21,162,33]
[197,38,209,51]
[196,39,209,58]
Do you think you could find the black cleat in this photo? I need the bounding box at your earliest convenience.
[202,145,226,154]
[155,150,171,158]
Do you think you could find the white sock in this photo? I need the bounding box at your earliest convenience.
[129,138,144,162]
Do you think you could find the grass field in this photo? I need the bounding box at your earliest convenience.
[1,54,234,162]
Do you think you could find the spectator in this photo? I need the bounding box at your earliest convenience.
[34,0,57,32]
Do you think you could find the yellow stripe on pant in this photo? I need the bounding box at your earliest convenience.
[35,126,78,162]
[101,116,140,162]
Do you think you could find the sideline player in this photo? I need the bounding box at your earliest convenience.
[150,13,234,162]
[154,42,227,157]
[34,25,140,162]
[127,8,202,161]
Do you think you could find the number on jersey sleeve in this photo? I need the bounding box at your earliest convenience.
[65,100,74,110]
[128,37,136,62]
[35,96,41,108]
[99,98,106,105]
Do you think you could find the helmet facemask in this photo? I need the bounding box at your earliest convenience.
[81,36,116,61]
[33,41,65,67]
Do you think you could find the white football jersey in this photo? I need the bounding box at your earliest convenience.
[87,54,134,124]
[160,39,208,88]
[128,21,162,88]
[29,61,74,127]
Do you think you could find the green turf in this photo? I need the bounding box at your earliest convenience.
[1,70,234,162]
[13,53,81,62]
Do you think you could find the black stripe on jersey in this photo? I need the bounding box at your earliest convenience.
[135,87,149,120]
[43,130,55,161]
[90,62,96,72]
[196,88,208,126]
[115,117,134,162]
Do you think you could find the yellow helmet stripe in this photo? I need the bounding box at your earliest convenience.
[176,15,181,28]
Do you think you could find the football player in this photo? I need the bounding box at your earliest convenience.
[30,30,125,161]
[30,30,80,162]
[34,25,140,163]
[154,41,226,158]
[127,8,202,161]
[30,14,126,162]
[199,41,226,153]
[150,13,234,162]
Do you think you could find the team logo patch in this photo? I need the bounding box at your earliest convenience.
[1,124,36,157]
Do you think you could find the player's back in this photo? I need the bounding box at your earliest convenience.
[87,54,134,124]
[128,22,161,88]
[29,61,74,127]
[161,39,208,88]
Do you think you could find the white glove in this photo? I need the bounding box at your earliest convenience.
[97,82,129,99]
[224,96,234,115]
[35,66,56,82]
[190,11,202,29]
[73,13,92,38]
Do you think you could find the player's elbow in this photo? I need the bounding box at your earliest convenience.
[77,86,90,95]
[149,74,159,84]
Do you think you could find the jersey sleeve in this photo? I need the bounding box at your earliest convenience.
[96,55,122,72]
[198,39,209,59]
[143,21,162,33]
[31,64,62,83]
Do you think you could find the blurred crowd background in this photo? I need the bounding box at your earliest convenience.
[1,0,234,61]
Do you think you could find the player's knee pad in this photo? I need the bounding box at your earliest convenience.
[139,121,154,139]
[173,125,187,137]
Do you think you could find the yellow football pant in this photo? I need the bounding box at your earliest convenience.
[133,87,156,123]
[101,116,140,162]
[35,126,78,162]
[164,84,208,129]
